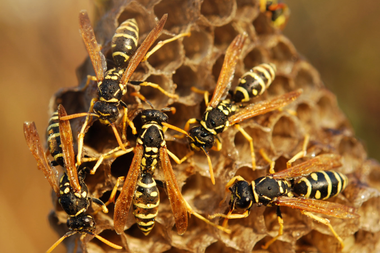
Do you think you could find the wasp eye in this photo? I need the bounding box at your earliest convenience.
[268,186,272,191]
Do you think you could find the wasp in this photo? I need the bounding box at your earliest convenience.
[260,0,290,30]
[210,154,359,249]
[183,33,302,184]
[24,105,122,252]
[61,11,189,166]
[110,108,230,235]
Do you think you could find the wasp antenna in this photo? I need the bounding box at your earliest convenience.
[46,231,76,253]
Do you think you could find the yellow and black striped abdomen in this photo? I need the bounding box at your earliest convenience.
[133,173,160,235]
[293,171,348,200]
[46,111,64,167]
[233,63,276,103]
[111,18,139,68]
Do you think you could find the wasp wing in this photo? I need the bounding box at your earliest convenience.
[228,89,302,125]
[114,145,143,234]
[275,196,359,219]
[209,34,247,108]
[160,146,188,235]
[57,105,81,193]
[119,14,168,86]
[79,10,106,82]
[272,154,342,180]
[23,122,60,195]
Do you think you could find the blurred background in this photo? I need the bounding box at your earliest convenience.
[0,0,378,252]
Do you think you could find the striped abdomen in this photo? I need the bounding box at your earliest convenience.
[111,18,139,67]
[46,111,64,167]
[293,171,348,200]
[133,173,160,235]
[233,63,276,103]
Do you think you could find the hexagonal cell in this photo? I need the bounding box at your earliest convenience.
[296,102,316,132]
[117,2,157,36]
[183,28,213,64]
[145,33,185,73]
[173,64,203,100]
[293,61,322,91]
[138,74,174,109]
[242,46,270,71]
[154,0,200,33]
[214,22,239,49]
[338,136,367,173]
[236,0,259,23]
[253,12,275,35]
[267,75,294,96]
[271,115,302,156]
[269,36,298,74]
[316,93,341,129]
[200,0,236,26]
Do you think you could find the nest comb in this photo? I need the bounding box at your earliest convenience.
[47,0,380,252]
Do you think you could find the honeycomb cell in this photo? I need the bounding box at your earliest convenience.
[271,115,302,156]
[145,33,185,73]
[269,36,298,74]
[242,46,269,71]
[154,0,200,33]
[138,74,175,109]
[236,0,259,23]
[200,0,236,26]
[214,22,239,49]
[183,28,213,64]
[293,61,322,91]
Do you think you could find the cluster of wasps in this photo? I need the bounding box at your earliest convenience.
[24,3,358,252]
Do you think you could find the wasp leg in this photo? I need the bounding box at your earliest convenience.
[259,149,275,174]
[166,149,194,164]
[234,124,256,170]
[81,75,98,91]
[93,176,125,215]
[122,106,137,142]
[77,98,97,166]
[211,137,222,151]
[286,134,310,168]
[183,198,231,234]
[191,87,210,106]
[262,206,284,249]
[209,209,250,227]
[137,81,179,99]
[82,145,133,175]
[174,118,199,139]
[91,197,109,214]
[143,32,191,62]
[301,210,344,248]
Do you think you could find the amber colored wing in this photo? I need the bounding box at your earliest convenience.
[119,14,168,86]
[23,122,60,195]
[272,154,342,179]
[57,105,81,193]
[79,10,106,82]
[114,145,143,235]
[209,34,247,108]
[160,146,188,235]
[228,89,302,125]
[275,196,359,219]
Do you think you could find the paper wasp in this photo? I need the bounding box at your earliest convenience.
[183,33,302,184]
[23,105,122,252]
[61,11,189,166]
[111,108,230,235]
[260,0,290,30]
[210,154,359,249]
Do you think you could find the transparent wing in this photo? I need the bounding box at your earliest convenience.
[228,89,302,125]
[114,145,143,234]
[79,10,106,81]
[272,154,342,179]
[23,122,60,195]
[58,105,81,193]
[160,146,188,235]
[119,14,168,86]
[209,34,247,108]
[275,196,359,219]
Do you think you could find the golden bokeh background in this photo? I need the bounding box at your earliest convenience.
[0,0,378,252]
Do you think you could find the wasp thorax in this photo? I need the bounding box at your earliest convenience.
[141,110,168,124]
[230,180,254,211]
[93,101,119,124]
[67,214,95,232]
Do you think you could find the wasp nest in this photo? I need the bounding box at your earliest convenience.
[48,0,380,252]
